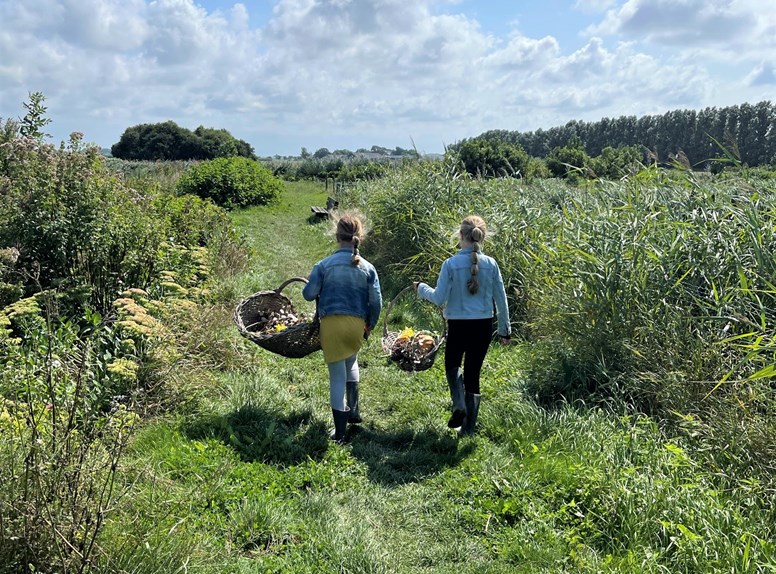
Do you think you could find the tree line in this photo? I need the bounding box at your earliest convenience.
[108,101,775,182]
[471,100,776,169]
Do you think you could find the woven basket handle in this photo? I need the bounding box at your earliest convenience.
[275,276,319,322]
[382,284,447,340]
[275,276,309,293]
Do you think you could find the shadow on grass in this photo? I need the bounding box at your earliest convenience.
[183,404,329,466]
[347,425,476,486]
[307,213,330,225]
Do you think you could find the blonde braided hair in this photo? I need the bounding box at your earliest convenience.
[335,212,364,266]
[460,215,486,294]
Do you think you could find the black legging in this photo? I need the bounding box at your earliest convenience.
[444,318,493,395]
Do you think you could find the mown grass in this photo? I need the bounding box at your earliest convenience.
[95,180,776,573]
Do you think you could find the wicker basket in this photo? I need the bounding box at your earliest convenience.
[234,277,321,358]
[381,285,446,372]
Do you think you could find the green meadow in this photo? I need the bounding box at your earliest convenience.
[108,174,775,573]
[2,152,775,572]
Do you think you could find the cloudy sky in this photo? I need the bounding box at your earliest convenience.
[1,0,774,156]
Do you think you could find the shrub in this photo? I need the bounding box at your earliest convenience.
[337,159,389,182]
[546,136,590,178]
[176,157,284,208]
[524,156,551,180]
[111,121,256,161]
[451,136,529,178]
[0,306,137,573]
[1,100,242,312]
[0,133,163,312]
[588,145,644,179]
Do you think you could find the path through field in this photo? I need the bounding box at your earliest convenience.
[108,181,774,574]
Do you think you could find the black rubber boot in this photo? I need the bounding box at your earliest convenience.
[346,381,362,424]
[459,393,481,436]
[446,369,466,429]
[330,407,350,443]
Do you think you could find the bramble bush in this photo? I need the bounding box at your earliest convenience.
[176,156,284,209]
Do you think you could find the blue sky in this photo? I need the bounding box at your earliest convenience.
[1,0,774,156]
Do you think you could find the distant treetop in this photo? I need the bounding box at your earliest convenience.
[111,121,256,161]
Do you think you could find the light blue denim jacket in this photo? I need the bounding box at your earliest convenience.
[302,248,382,330]
[418,247,511,337]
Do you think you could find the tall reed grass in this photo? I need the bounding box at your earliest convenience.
[340,161,776,479]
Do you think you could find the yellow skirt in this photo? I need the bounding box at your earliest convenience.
[320,315,365,363]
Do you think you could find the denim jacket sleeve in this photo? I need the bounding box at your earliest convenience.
[492,262,511,338]
[302,262,323,301]
[367,269,382,330]
[417,259,451,307]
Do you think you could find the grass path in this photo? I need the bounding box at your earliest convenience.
[103,182,775,574]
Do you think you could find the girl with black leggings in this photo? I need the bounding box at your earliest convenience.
[415,215,511,435]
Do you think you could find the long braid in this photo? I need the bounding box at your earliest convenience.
[462,216,486,294]
[351,236,362,266]
[335,212,364,266]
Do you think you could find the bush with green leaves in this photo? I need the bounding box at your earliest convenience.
[262,155,402,183]
[296,156,345,180]
[111,121,255,161]
[0,132,165,313]
[450,136,529,178]
[0,302,138,573]
[0,130,235,316]
[176,156,284,209]
[588,145,644,179]
[0,94,240,317]
[524,156,551,180]
[337,158,389,181]
[546,135,591,179]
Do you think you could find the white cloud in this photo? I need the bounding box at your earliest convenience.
[481,34,560,70]
[574,0,617,12]
[0,0,149,52]
[0,0,772,155]
[747,62,776,86]
[254,0,497,135]
[588,0,770,52]
[491,39,710,118]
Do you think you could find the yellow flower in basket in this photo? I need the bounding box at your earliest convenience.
[274,323,288,332]
[396,327,415,342]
